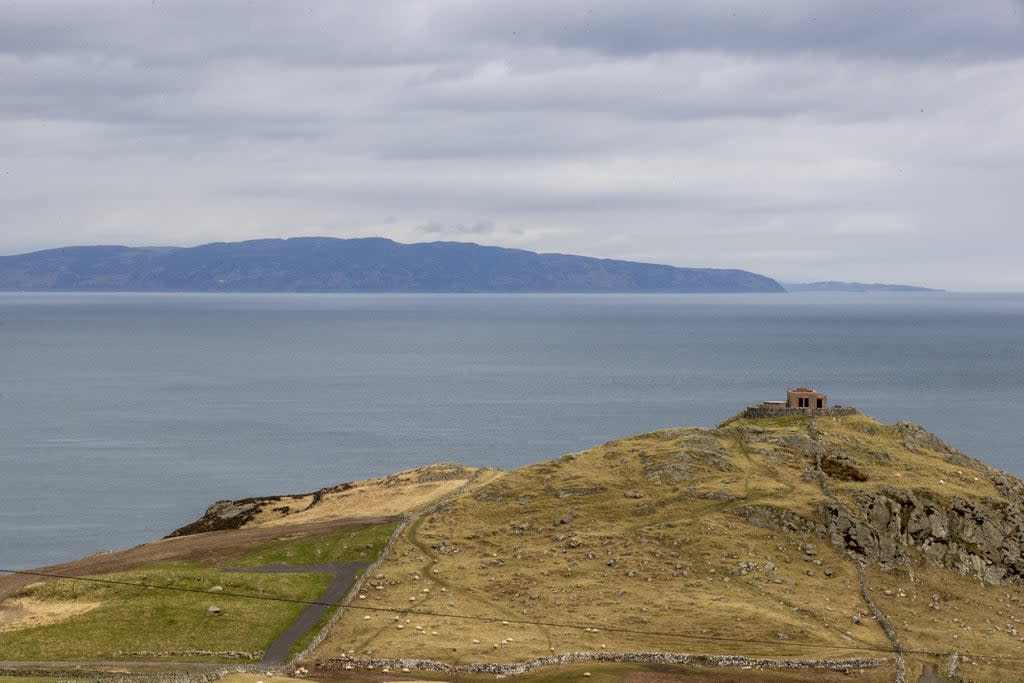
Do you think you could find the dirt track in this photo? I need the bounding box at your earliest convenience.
[0,515,397,602]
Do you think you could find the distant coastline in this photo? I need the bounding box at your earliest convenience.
[0,237,784,294]
[784,281,943,293]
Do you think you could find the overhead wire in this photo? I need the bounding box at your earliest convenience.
[3,567,1023,663]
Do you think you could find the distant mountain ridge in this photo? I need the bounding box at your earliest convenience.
[0,237,785,293]
[785,281,942,293]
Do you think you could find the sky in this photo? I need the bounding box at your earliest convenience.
[2,1,1023,290]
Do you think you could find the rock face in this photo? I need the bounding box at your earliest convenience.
[167,498,276,536]
[725,417,1024,586]
[826,488,1024,584]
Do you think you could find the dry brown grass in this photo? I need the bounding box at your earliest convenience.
[218,674,311,683]
[0,596,101,633]
[248,464,479,529]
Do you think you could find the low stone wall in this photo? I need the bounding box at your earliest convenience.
[316,651,886,677]
[290,514,412,663]
[292,468,488,664]
[0,668,228,683]
[743,406,859,419]
[111,651,260,661]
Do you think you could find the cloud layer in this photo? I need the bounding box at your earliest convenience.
[2,0,1023,289]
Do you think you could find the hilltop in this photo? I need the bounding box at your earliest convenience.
[3,411,1024,682]
[0,237,784,293]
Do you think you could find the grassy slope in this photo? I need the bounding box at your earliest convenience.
[233,522,397,567]
[316,413,1024,681]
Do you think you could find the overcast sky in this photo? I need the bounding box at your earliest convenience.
[2,1,1022,290]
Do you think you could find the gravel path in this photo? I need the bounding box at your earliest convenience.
[226,562,369,664]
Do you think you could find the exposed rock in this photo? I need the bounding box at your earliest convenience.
[167,499,266,536]
[555,487,605,499]
[734,505,822,535]
[643,463,692,485]
[820,454,868,482]
[675,433,732,470]
[416,463,475,482]
[823,487,1024,584]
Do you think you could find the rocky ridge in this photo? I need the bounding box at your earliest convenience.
[731,418,1024,586]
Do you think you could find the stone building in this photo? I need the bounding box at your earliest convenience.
[742,387,842,418]
[786,387,828,410]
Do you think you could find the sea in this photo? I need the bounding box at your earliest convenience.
[2,291,1023,571]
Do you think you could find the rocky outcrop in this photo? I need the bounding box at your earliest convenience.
[723,419,1024,586]
[734,505,827,537]
[166,498,271,536]
[825,487,1024,584]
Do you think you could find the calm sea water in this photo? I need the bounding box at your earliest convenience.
[2,292,1023,571]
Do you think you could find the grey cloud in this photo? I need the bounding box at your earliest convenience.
[0,1,1022,289]
[418,220,500,235]
[454,0,1024,61]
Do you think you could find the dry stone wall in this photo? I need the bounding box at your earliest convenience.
[743,406,858,419]
[316,651,885,677]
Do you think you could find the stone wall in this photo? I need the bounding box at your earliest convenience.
[742,406,858,419]
[316,651,885,677]
[290,514,412,663]
[0,668,227,683]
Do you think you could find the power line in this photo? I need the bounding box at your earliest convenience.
[2,567,1022,663]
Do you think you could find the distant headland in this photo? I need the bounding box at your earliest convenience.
[0,237,785,293]
[784,281,943,293]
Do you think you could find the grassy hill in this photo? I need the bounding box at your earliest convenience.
[3,413,1024,682]
[314,412,1024,682]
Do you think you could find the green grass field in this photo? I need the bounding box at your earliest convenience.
[0,564,330,661]
[0,521,398,663]
[233,521,397,567]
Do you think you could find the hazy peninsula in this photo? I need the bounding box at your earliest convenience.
[0,237,784,293]
[785,281,943,293]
